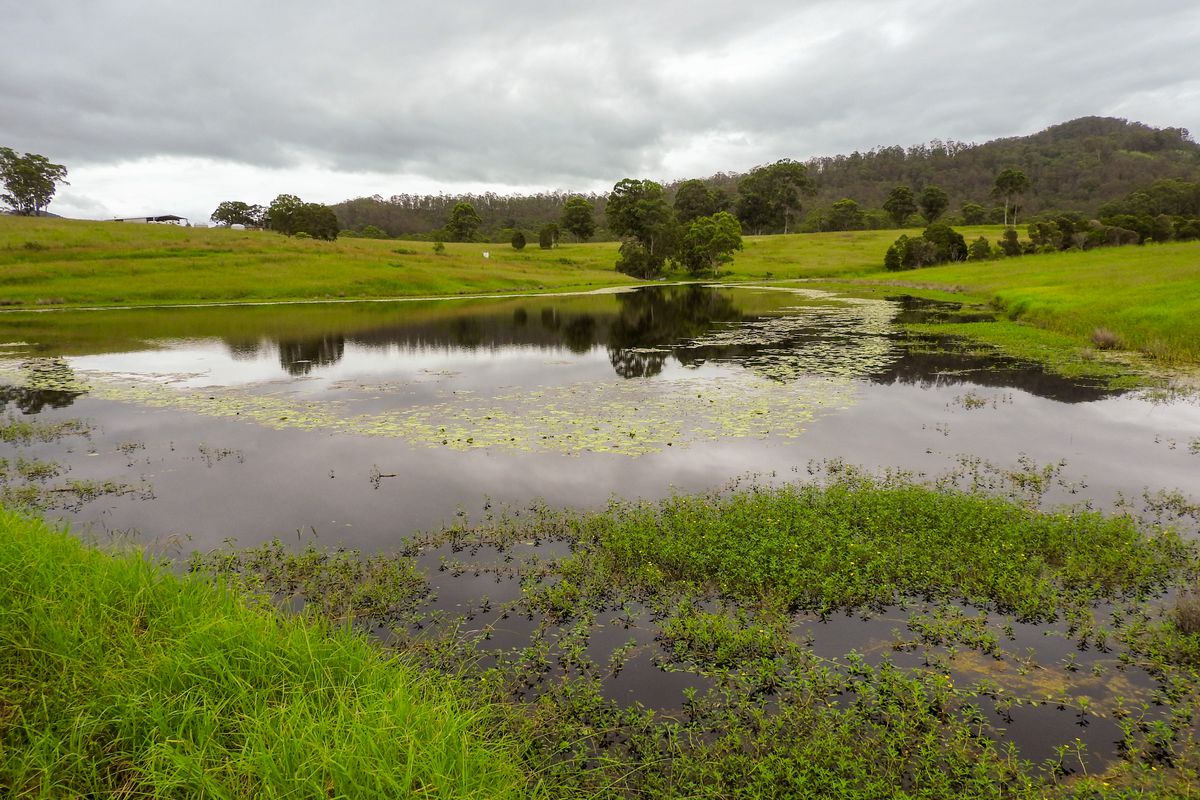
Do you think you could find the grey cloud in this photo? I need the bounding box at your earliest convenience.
[2,0,1198,189]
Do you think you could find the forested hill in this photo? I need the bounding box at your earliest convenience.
[333,117,1200,237]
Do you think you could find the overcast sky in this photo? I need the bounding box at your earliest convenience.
[3,1,1198,223]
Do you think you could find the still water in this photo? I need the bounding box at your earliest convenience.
[1,284,1195,551]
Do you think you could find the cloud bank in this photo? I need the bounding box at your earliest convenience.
[2,0,1197,221]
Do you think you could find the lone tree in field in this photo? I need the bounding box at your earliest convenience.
[992,168,1030,226]
[917,185,949,224]
[882,186,917,227]
[266,194,304,234]
[0,147,69,216]
[211,200,265,228]
[560,196,596,242]
[735,159,813,234]
[679,211,743,276]
[445,202,482,241]
[511,230,526,250]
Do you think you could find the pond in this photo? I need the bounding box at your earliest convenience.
[2,283,1199,776]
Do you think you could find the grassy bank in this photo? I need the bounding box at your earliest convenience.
[0,216,635,307]
[0,509,530,798]
[832,240,1200,369]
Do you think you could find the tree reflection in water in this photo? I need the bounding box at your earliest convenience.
[278,335,346,376]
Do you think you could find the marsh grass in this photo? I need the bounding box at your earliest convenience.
[0,414,91,445]
[1091,327,1123,350]
[1175,588,1200,635]
[0,510,531,798]
[573,476,1187,620]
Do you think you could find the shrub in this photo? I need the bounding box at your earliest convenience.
[921,223,967,262]
[511,231,526,251]
[1090,327,1122,350]
[967,236,993,261]
[615,241,662,278]
[997,228,1021,257]
[1176,588,1200,634]
[432,240,445,255]
[883,225,964,270]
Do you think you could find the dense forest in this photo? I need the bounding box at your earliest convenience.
[332,117,1200,240]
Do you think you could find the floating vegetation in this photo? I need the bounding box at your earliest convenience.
[19,357,90,395]
[949,390,1013,411]
[0,360,860,456]
[0,470,148,512]
[0,413,92,445]
[197,443,245,467]
[682,288,899,382]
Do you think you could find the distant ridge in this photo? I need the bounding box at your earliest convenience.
[333,117,1200,236]
[752,116,1200,216]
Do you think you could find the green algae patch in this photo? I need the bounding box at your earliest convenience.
[0,359,861,456]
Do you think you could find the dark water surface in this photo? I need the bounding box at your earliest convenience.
[2,284,1198,770]
[2,284,1195,549]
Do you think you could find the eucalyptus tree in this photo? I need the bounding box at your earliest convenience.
[992,169,1030,226]
[560,196,596,241]
[446,202,483,241]
[735,159,813,234]
[673,179,719,223]
[917,185,949,223]
[606,178,675,277]
[679,212,743,275]
[882,186,917,227]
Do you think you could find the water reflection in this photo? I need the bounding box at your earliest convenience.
[0,384,80,414]
[279,335,346,376]
[0,285,1131,404]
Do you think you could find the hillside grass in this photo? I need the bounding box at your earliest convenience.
[0,508,531,799]
[0,217,953,309]
[0,216,635,307]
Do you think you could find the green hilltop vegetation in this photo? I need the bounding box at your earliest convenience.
[333,117,1200,239]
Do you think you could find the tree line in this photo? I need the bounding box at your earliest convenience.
[329,117,1200,240]
[884,176,1200,271]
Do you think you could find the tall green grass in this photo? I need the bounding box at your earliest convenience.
[0,509,530,798]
